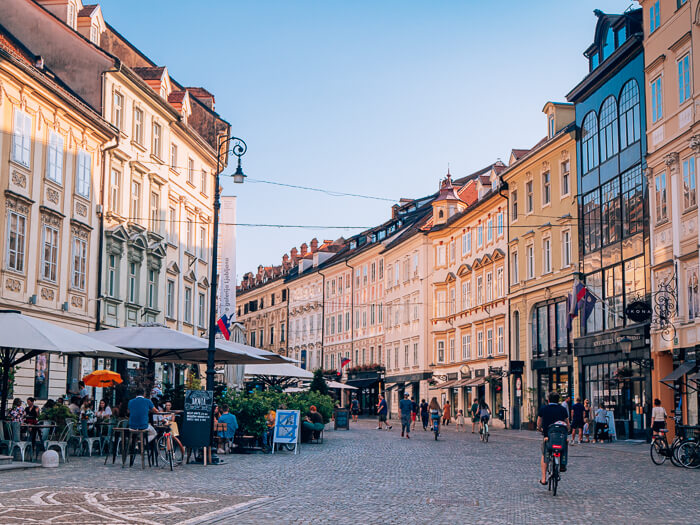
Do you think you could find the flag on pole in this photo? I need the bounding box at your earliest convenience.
[581,290,597,326]
[216,314,231,340]
[567,281,589,332]
[338,357,351,376]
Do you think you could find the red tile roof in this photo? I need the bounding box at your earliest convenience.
[510,148,530,160]
[78,4,99,17]
[132,66,165,80]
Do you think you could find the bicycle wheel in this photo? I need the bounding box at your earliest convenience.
[551,458,559,497]
[156,436,168,465]
[546,458,553,492]
[485,424,489,443]
[650,439,667,465]
[677,441,700,469]
[283,443,296,451]
[670,440,686,467]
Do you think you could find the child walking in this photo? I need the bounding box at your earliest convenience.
[455,409,465,431]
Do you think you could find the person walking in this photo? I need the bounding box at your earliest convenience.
[470,399,480,433]
[420,399,429,431]
[442,400,451,426]
[350,396,360,423]
[399,393,413,439]
[582,399,592,443]
[570,397,585,445]
[455,409,465,431]
[410,396,418,431]
[651,398,668,438]
[593,402,608,442]
[376,394,392,430]
[428,397,442,433]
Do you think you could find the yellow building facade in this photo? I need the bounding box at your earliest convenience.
[504,102,578,428]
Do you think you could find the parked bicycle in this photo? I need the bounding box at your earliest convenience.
[650,417,697,467]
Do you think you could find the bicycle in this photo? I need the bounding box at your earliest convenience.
[650,417,691,467]
[676,439,700,469]
[545,438,563,496]
[480,418,489,443]
[156,430,183,470]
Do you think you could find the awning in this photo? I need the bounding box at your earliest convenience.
[660,361,697,389]
[345,378,379,389]
[451,378,472,388]
[429,379,458,390]
[689,372,700,383]
[464,377,486,387]
[386,382,404,390]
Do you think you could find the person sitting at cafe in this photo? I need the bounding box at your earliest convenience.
[68,396,81,416]
[42,399,56,414]
[127,388,158,443]
[25,397,39,425]
[302,405,325,442]
[96,399,112,420]
[9,398,24,423]
[216,405,238,453]
[160,400,185,459]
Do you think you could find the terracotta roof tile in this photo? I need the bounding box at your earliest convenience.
[132,66,165,81]
[78,5,99,17]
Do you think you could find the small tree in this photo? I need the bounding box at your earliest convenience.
[309,369,329,396]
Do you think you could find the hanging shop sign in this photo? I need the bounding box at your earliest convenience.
[625,301,652,324]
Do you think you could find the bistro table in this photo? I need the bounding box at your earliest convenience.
[106,426,130,466]
[21,423,57,460]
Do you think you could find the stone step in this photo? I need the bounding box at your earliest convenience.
[0,461,41,472]
[0,455,12,466]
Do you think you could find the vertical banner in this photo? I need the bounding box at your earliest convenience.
[219,196,241,388]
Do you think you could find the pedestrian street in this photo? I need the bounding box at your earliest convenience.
[0,419,697,525]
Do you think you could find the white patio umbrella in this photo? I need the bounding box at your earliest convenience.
[224,341,295,364]
[0,310,142,418]
[327,380,358,390]
[244,363,314,379]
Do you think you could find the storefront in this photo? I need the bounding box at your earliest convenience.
[345,373,383,415]
[575,324,652,440]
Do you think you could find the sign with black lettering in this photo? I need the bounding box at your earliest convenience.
[334,408,350,430]
[180,390,214,449]
[625,301,652,323]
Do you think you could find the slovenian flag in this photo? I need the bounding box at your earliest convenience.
[338,357,351,376]
[216,314,231,340]
[567,282,588,332]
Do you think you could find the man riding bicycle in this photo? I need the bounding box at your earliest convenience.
[479,400,491,434]
[537,391,570,486]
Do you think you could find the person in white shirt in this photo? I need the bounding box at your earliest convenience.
[651,398,668,438]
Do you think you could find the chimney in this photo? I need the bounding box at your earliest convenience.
[282,253,289,265]
[310,238,319,252]
[290,247,298,263]
[300,243,308,257]
[392,204,400,219]
[323,239,333,244]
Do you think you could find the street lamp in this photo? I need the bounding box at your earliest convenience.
[206,135,247,392]
[619,336,633,355]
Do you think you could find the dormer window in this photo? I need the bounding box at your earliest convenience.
[67,1,77,30]
[591,53,599,70]
[438,209,444,219]
[548,114,555,138]
[90,24,99,44]
[602,26,615,61]
[448,206,455,217]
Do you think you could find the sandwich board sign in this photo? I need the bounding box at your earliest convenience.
[272,409,300,454]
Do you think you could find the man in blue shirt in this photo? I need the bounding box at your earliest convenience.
[216,405,238,453]
[376,394,392,430]
[399,393,413,439]
[128,389,157,442]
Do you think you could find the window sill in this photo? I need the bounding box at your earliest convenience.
[131,140,146,153]
[9,159,31,172]
[186,180,196,189]
[655,218,670,227]
[150,154,164,165]
[682,205,697,216]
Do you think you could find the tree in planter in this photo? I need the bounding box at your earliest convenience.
[309,369,329,396]
[39,404,77,432]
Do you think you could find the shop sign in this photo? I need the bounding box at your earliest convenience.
[625,301,652,323]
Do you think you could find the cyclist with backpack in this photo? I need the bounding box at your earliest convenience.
[537,391,570,486]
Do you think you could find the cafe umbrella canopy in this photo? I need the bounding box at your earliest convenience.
[0,310,142,419]
[85,325,268,390]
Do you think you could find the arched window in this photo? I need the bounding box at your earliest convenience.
[602,26,615,61]
[599,97,619,162]
[581,112,599,174]
[619,80,640,149]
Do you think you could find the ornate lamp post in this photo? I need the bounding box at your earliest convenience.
[206,136,247,392]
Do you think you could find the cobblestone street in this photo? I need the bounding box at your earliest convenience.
[1,419,698,524]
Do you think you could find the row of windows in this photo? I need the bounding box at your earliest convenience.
[511,230,572,284]
[649,1,689,35]
[247,323,287,347]
[12,110,93,198]
[6,209,88,291]
[654,156,697,222]
[434,267,505,318]
[435,213,505,267]
[386,342,419,371]
[435,325,505,364]
[387,255,417,287]
[511,160,571,220]
[581,80,641,174]
[352,260,384,289]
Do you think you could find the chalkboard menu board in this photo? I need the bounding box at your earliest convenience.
[180,390,214,449]
[334,408,350,430]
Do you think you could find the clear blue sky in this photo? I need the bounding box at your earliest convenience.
[100,0,637,281]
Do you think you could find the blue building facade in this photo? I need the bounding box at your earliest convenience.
[567,9,652,440]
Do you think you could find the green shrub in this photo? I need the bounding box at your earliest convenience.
[39,404,77,431]
[309,369,329,396]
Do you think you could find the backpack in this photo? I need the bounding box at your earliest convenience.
[547,423,568,450]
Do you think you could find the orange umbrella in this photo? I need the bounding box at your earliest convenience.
[82,370,123,387]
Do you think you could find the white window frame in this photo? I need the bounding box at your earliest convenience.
[437,340,445,363]
[184,287,192,324]
[526,180,533,213]
[41,224,59,283]
[71,236,87,291]
[477,331,484,358]
[561,159,570,197]
[543,237,552,274]
[148,269,158,309]
[46,130,64,184]
[497,326,504,354]
[6,211,26,273]
[166,279,175,318]
[682,156,696,210]
[542,171,551,206]
[511,250,519,284]
[133,107,144,144]
[76,149,91,198]
[526,244,535,280]
[12,109,32,167]
[562,230,571,268]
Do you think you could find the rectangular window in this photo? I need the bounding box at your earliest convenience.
[199,226,207,260]
[543,238,551,274]
[548,114,555,138]
[526,180,533,213]
[461,282,467,310]
[147,269,157,308]
[526,245,534,279]
[170,143,178,171]
[184,287,192,324]
[152,122,161,157]
[404,345,409,367]
[449,339,455,362]
[269,325,275,345]
[46,131,64,184]
[76,150,91,198]
[583,190,601,253]
[150,191,160,232]
[71,236,87,290]
[497,326,504,354]
[6,211,26,273]
[561,160,570,196]
[169,207,177,243]
[651,77,663,123]
[12,109,32,167]
[679,54,691,104]
[128,262,138,303]
[107,254,118,297]
[497,213,503,236]
[655,172,667,221]
[477,332,483,357]
[477,225,483,247]
[486,329,493,356]
[466,281,471,308]
[186,218,193,253]
[436,245,446,266]
[250,331,256,347]
[496,267,504,298]
[622,165,644,237]
[461,232,468,255]
[461,334,468,360]
[486,273,493,302]
[110,169,121,212]
[188,157,195,184]
[511,251,519,284]
[562,230,571,268]
[476,276,483,305]
[542,171,551,205]
[650,1,660,32]
[487,219,493,242]
[112,92,123,129]
[466,230,472,252]
[437,290,446,317]
[133,107,144,144]
[413,342,418,365]
[130,179,141,219]
[371,262,376,282]
[511,191,518,220]
[683,157,696,209]
[437,341,445,363]
[281,322,286,342]
[166,279,175,318]
[41,225,58,282]
[687,265,700,319]
[449,241,456,262]
[601,177,621,246]
[201,169,208,195]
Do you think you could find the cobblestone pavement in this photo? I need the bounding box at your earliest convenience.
[1,419,698,524]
